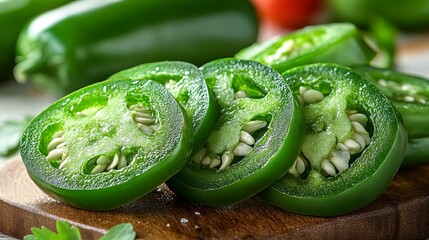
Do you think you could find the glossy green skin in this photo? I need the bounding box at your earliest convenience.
[0,0,71,78]
[20,79,193,210]
[14,0,258,95]
[235,23,375,74]
[328,0,429,30]
[108,61,218,152]
[403,138,429,168]
[259,64,407,216]
[167,58,304,207]
[353,65,429,139]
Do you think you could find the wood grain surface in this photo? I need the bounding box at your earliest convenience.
[0,156,428,240]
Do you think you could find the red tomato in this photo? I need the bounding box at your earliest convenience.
[252,0,323,29]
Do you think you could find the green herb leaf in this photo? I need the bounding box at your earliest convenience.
[24,221,135,240]
[100,223,136,240]
[24,221,82,240]
[23,221,81,240]
[0,116,32,157]
[56,221,82,240]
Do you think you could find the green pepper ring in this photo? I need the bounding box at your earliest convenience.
[167,58,304,207]
[20,79,193,210]
[235,23,375,73]
[259,63,407,216]
[108,61,218,152]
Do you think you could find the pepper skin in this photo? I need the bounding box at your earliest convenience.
[167,58,304,207]
[14,0,258,95]
[0,0,71,79]
[259,63,407,216]
[20,79,193,210]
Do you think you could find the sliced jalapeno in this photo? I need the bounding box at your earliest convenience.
[259,63,407,216]
[353,65,429,139]
[235,23,375,73]
[167,58,304,207]
[108,61,218,151]
[20,79,192,210]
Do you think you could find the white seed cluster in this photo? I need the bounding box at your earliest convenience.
[321,110,370,176]
[265,39,312,64]
[164,79,178,92]
[46,130,69,169]
[378,79,427,104]
[288,155,306,177]
[296,86,324,106]
[235,90,249,99]
[290,87,372,177]
[193,120,267,170]
[90,152,128,175]
[130,104,158,134]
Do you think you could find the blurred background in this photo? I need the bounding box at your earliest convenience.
[1,0,429,162]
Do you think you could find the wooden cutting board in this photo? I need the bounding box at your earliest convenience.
[0,156,428,240]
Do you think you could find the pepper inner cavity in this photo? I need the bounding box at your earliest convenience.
[192,120,267,170]
[289,87,372,177]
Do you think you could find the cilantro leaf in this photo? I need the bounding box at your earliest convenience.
[23,221,81,240]
[100,223,136,240]
[0,116,32,157]
[55,221,82,240]
[23,221,135,240]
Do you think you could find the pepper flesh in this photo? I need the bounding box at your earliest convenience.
[108,61,218,152]
[20,79,192,210]
[167,58,304,207]
[235,23,375,73]
[259,63,407,216]
[14,0,258,95]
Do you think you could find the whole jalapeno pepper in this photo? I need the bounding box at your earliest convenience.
[0,0,72,79]
[20,79,193,210]
[235,23,375,74]
[352,65,429,139]
[108,61,218,152]
[14,0,258,95]
[167,58,304,207]
[259,63,407,216]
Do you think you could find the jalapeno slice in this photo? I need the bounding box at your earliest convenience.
[167,58,304,207]
[108,61,218,151]
[259,63,407,216]
[20,79,192,210]
[352,65,429,139]
[235,23,375,73]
